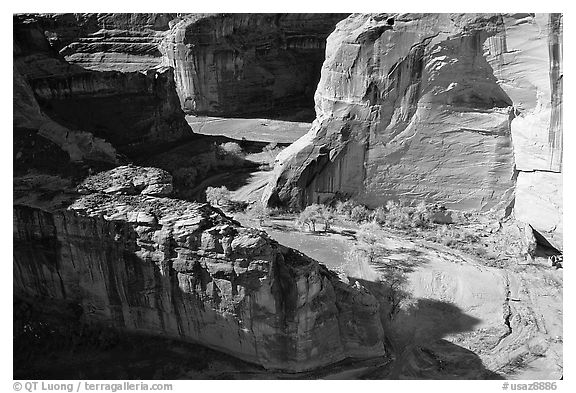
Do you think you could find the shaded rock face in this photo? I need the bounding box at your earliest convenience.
[13,167,387,372]
[160,14,348,119]
[13,36,118,166]
[264,13,562,249]
[14,15,192,158]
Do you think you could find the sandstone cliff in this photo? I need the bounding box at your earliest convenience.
[14,15,192,159]
[263,13,562,249]
[484,14,562,250]
[160,14,348,118]
[13,166,387,372]
[32,13,177,72]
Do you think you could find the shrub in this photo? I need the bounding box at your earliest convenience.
[205,186,231,206]
[379,200,433,230]
[247,203,270,226]
[318,205,336,232]
[219,142,244,157]
[297,204,324,232]
[262,142,281,163]
[382,201,409,229]
[411,201,432,228]
[350,205,371,223]
[226,200,249,213]
[357,222,380,246]
[372,206,387,225]
[335,199,357,217]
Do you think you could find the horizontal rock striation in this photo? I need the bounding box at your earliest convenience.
[28,13,178,72]
[160,13,348,118]
[13,167,387,372]
[14,15,193,158]
[264,13,562,249]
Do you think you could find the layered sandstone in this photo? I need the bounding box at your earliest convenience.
[160,14,348,117]
[13,167,387,372]
[14,15,192,158]
[264,13,562,249]
[483,14,563,250]
[29,13,178,72]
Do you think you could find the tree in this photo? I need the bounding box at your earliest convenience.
[219,142,244,157]
[335,199,357,218]
[205,186,231,207]
[347,222,411,321]
[319,205,336,232]
[350,204,371,223]
[372,206,387,225]
[380,267,410,320]
[355,222,382,263]
[248,203,270,227]
[262,142,281,166]
[297,204,323,232]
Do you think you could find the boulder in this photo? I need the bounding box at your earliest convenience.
[79,165,174,197]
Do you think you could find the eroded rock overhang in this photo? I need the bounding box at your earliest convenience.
[160,13,349,119]
[263,13,563,250]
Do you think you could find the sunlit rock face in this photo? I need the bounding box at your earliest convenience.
[484,13,563,250]
[31,13,178,72]
[13,167,387,371]
[264,13,562,249]
[160,14,348,118]
[14,15,192,158]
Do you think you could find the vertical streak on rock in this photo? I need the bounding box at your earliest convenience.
[548,13,563,171]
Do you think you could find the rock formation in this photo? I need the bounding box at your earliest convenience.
[13,167,387,372]
[33,13,178,72]
[13,12,563,377]
[263,13,562,250]
[14,14,192,158]
[483,14,563,250]
[160,14,348,118]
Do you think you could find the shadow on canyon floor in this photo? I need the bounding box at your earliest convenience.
[351,276,504,379]
[14,208,500,379]
[132,135,286,203]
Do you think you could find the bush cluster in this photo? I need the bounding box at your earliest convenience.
[334,198,438,229]
[297,204,336,232]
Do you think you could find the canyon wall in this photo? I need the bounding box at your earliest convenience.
[14,14,392,371]
[14,15,192,158]
[264,13,562,249]
[29,13,177,72]
[483,14,563,249]
[160,14,348,118]
[13,168,387,371]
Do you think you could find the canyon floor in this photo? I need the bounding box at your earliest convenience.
[161,117,563,379]
[236,215,563,380]
[177,119,563,379]
[186,115,311,143]
[13,118,563,380]
[198,117,562,379]
[13,12,563,382]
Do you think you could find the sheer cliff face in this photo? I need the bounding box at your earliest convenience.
[14,15,192,159]
[13,186,386,371]
[13,15,391,371]
[483,13,563,250]
[264,13,562,249]
[160,14,348,118]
